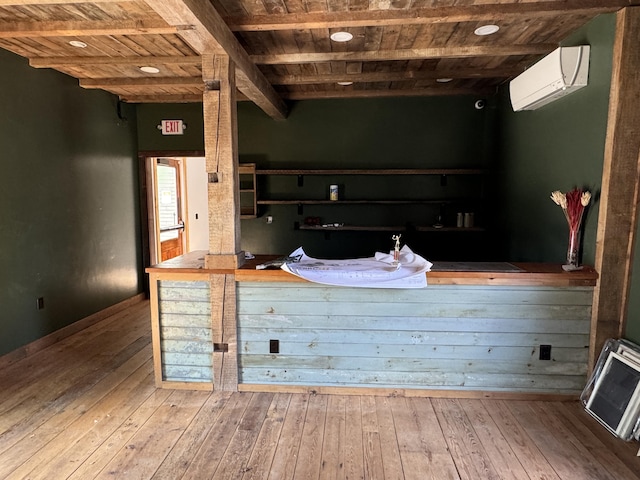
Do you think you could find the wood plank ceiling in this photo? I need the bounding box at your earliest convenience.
[0,0,634,119]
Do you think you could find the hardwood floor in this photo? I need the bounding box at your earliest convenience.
[0,300,638,479]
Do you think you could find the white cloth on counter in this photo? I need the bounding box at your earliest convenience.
[281,245,432,288]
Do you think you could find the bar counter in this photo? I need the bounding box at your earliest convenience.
[147,251,598,398]
[147,250,598,287]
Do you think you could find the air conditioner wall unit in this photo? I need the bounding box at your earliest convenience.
[509,45,590,112]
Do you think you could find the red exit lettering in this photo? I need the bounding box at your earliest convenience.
[161,120,184,135]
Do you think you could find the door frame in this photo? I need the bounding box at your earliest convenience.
[138,151,204,290]
[155,157,186,262]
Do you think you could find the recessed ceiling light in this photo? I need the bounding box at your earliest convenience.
[330,31,353,42]
[436,78,453,83]
[139,66,160,74]
[474,24,500,36]
[69,40,87,48]
[337,81,353,86]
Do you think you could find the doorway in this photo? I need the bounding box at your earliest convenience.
[156,158,185,261]
[143,155,209,266]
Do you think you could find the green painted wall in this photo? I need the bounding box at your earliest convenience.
[496,13,640,343]
[0,49,142,356]
[627,228,640,344]
[496,14,615,266]
[238,97,495,259]
[139,97,495,259]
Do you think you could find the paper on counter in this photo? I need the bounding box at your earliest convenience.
[281,245,432,288]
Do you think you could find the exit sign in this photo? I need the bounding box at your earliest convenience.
[160,119,185,135]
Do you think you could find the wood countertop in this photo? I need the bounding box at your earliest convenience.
[147,251,598,287]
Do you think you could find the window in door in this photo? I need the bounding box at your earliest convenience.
[156,158,185,262]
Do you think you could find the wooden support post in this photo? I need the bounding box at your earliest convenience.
[202,54,244,269]
[201,55,241,391]
[210,273,238,391]
[590,6,640,370]
[148,272,164,387]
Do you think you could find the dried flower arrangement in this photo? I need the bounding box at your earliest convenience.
[550,188,591,271]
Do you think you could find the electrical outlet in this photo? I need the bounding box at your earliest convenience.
[36,297,44,310]
[539,344,552,360]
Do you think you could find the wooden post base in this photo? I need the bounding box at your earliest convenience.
[205,252,246,269]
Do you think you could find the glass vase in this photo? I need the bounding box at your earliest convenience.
[563,227,582,271]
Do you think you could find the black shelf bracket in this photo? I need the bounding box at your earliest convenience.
[297,175,304,187]
[297,203,304,215]
[440,174,448,187]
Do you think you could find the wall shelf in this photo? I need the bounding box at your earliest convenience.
[255,167,487,229]
[256,168,486,175]
[239,163,257,219]
[297,224,486,232]
[258,199,466,205]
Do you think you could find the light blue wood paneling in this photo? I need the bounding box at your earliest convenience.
[240,285,593,306]
[237,283,593,394]
[158,280,212,383]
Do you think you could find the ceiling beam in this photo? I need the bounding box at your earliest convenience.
[118,91,250,103]
[0,0,120,4]
[280,86,495,100]
[225,1,625,32]
[0,20,190,38]
[252,45,556,65]
[266,67,523,85]
[80,77,203,89]
[119,93,204,103]
[144,0,287,120]
[29,55,202,68]
[75,69,519,90]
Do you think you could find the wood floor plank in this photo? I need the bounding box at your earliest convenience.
[374,396,404,480]
[507,401,619,480]
[344,395,365,480]
[92,389,210,479]
[457,399,529,480]
[0,302,148,400]
[0,323,149,427]
[180,391,253,479]
[28,370,157,480]
[481,399,561,480]
[0,308,149,417]
[242,393,292,480]
[267,393,309,480]
[0,344,152,477]
[212,393,274,479]
[152,391,233,480]
[390,397,460,480]
[541,401,640,480]
[361,395,385,480]
[431,398,500,480]
[561,400,640,474]
[293,393,329,479]
[5,360,156,480]
[527,401,624,480]
[66,388,174,480]
[319,394,346,480]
